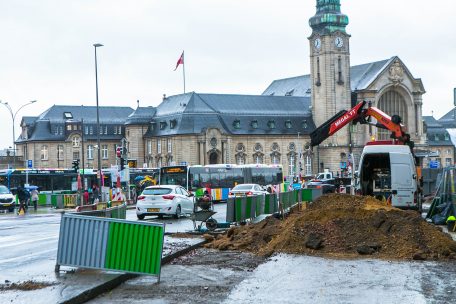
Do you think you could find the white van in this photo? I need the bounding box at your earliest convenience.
[358,144,420,210]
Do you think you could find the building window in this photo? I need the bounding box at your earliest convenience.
[67,125,72,131]
[271,153,280,165]
[337,56,344,85]
[147,140,152,155]
[167,139,172,153]
[104,125,108,135]
[64,112,73,119]
[118,126,122,134]
[377,90,408,140]
[99,126,103,135]
[170,119,177,129]
[285,120,292,129]
[87,145,94,160]
[57,145,64,160]
[114,126,117,135]
[84,126,89,135]
[233,119,241,129]
[302,120,308,129]
[73,151,80,161]
[157,139,161,154]
[447,149,451,155]
[251,120,258,129]
[316,57,321,86]
[40,145,48,160]
[253,153,264,164]
[267,120,275,129]
[72,136,80,147]
[236,153,245,165]
[305,155,312,175]
[102,145,108,159]
[445,133,450,141]
[254,143,263,152]
[434,134,439,141]
[446,158,452,167]
[89,126,93,135]
[288,153,297,176]
[160,122,167,130]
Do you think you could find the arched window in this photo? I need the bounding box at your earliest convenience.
[376,90,408,140]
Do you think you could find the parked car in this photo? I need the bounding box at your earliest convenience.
[136,185,194,220]
[0,185,16,212]
[306,180,336,194]
[228,184,268,198]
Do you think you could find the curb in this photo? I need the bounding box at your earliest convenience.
[59,239,208,304]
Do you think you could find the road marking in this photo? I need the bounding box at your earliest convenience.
[0,235,58,249]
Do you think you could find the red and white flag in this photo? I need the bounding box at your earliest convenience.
[174,51,184,71]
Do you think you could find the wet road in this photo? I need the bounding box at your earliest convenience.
[0,203,227,280]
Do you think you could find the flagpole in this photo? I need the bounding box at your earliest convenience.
[182,51,186,93]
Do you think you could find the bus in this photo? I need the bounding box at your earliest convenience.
[0,168,98,192]
[159,164,283,202]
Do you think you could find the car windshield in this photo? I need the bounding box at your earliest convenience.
[142,188,172,195]
[232,185,253,191]
[0,186,10,194]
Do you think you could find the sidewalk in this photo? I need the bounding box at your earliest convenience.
[0,235,204,304]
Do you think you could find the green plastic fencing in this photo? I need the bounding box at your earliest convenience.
[56,214,164,278]
[227,194,278,222]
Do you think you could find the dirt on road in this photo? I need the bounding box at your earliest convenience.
[208,194,456,260]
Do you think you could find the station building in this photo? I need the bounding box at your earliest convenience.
[16,0,427,176]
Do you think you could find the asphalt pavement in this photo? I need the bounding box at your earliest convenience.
[0,205,226,303]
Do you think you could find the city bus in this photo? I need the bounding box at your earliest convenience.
[0,168,98,192]
[159,164,283,202]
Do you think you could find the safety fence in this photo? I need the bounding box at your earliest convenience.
[226,188,322,223]
[74,202,127,219]
[56,214,164,279]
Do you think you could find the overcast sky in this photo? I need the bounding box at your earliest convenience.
[1,0,455,150]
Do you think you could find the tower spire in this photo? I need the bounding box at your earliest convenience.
[309,0,349,34]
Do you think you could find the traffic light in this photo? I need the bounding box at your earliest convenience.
[116,147,122,158]
[120,157,125,171]
[72,159,80,173]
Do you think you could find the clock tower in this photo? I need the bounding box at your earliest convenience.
[309,0,351,146]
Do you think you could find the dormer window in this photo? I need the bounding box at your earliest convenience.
[267,120,276,129]
[302,120,308,129]
[64,112,73,119]
[150,122,156,131]
[233,119,241,129]
[445,133,450,141]
[285,120,292,129]
[434,134,439,141]
[160,121,167,130]
[170,119,177,129]
[285,89,294,96]
[251,120,258,129]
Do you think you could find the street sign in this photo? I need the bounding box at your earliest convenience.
[27,159,33,168]
[430,160,439,169]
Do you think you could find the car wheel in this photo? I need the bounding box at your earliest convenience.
[137,214,145,220]
[8,208,14,213]
[173,205,181,219]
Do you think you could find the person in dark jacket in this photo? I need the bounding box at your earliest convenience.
[17,186,28,215]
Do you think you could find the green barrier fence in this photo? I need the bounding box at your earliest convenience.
[56,214,164,279]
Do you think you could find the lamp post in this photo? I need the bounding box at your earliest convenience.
[93,43,103,196]
[0,100,37,168]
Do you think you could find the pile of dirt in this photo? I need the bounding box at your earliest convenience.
[207,194,456,260]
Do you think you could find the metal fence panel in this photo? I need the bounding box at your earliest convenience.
[226,198,235,222]
[56,214,164,277]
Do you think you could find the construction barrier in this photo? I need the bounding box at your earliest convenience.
[227,194,278,223]
[56,213,164,279]
[63,194,78,208]
[75,203,127,219]
[227,189,322,223]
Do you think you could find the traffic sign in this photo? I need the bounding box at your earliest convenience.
[27,159,33,168]
[430,160,439,169]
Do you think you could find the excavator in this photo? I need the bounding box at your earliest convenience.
[309,100,421,210]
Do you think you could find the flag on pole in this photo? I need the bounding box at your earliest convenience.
[174,51,184,71]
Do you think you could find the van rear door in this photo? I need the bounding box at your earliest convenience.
[390,152,415,208]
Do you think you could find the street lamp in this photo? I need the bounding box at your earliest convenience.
[0,99,37,167]
[93,43,103,194]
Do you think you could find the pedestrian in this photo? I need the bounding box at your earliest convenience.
[92,184,99,204]
[83,190,89,205]
[30,188,39,211]
[16,186,28,215]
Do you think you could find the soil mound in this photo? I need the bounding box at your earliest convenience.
[208,194,456,260]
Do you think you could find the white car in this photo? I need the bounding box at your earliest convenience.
[0,185,15,212]
[136,185,195,220]
[228,184,268,198]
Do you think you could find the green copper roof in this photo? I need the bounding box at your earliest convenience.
[309,0,349,34]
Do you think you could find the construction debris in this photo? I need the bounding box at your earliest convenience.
[207,194,456,260]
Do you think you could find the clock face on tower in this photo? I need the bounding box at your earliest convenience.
[314,38,321,50]
[334,36,344,48]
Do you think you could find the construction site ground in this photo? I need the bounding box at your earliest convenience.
[90,194,456,303]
